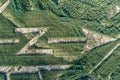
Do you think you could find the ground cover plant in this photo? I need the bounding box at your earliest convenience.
[0,0,119,80]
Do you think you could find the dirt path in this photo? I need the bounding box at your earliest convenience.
[89,42,120,74]
[6,72,11,80]
[38,71,43,80]
[17,31,47,55]
[48,37,86,43]
[0,0,10,14]
[1,65,71,80]
[0,39,19,44]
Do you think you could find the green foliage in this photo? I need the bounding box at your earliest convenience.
[0,14,69,66]
[0,15,17,38]
[10,0,66,16]
[10,73,39,80]
[11,0,32,11]
[0,74,5,80]
[60,40,119,79]
[84,21,120,37]
[41,70,66,80]
[59,0,109,20]
[37,0,66,16]
[92,43,120,79]
[111,67,120,80]
[0,0,120,80]
[0,0,6,6]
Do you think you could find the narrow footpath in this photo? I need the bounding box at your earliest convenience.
[0,0,10,14]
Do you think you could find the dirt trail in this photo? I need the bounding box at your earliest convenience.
[89,42,120,74]
[17,31,46,55]
[0,65,71,80]
[6,72,10,80]
[0,0,10,14]
[38,71,43,80]
[82,28,116,51]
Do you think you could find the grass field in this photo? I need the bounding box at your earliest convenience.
[0,0,6,6]
[10,73,39,80]
[41,70,66,80]
[0,0,120,80]
[0,74,5,80]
